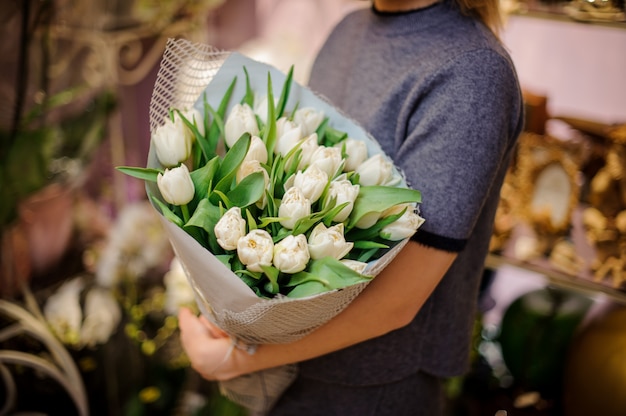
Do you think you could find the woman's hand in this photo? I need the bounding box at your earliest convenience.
[178,307,241,381]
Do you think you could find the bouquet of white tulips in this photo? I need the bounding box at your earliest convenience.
[118,39,424,413]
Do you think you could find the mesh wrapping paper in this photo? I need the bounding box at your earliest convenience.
[147,38,411,413]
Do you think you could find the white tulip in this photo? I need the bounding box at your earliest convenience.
[337,138,368,172]
[153,117,194,167]
[278,186,311,229]
[340,259,369,275]
[307,223,353,260]
[243,135,268,164]
[157,164,195,206]
[44,277,84,345]
[236,160,270,208]
[163,257,195,315]
[274,117,302,156]
[354,211,382,229]
[237,229,274,273]
[324,178,360,223]
[356,154,394,186]
[214,207,247,251]
[254,95,269,125]
[380,204,425,241]
[224,103,259,148]
[293,107,325,137]
[273,234,310,274]
[309,145,344,178]
[289,165,328,203]
[80,287,121,348]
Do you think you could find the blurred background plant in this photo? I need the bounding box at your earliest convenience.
[1,200,247,415]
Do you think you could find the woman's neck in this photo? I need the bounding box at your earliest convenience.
[373,0,441,12]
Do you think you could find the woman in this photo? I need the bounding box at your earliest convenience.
[179,0,524,414]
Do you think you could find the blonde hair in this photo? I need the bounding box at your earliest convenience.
[454,0,503,36]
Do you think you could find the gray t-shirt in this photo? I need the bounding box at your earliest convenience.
[301,1,524,384]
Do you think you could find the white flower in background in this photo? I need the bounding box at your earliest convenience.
[80,287,121,348]
[285,165,328,204]
[157,164,195,206]
[293,107,324,137]
[324,177,360,223]
[95,202,171,287]
[273,234,310,273]
[237,229,274,273]
[274,117,302,156]
[380,204,425,241]
[214,207,247,251]
[278,186,311,229]
[44,277,84,346]
[253,95,269,125]
[176,107,205,137]
[224,103,259,148]
[163,257,195,315]
[307,223,353,260]
[309,145,343,178]
[236,159,270,208]
[356,154,394,186]
[153,116,194,167]
[340,259,369,275]
[337,138,368,173]
[243,135,269,164]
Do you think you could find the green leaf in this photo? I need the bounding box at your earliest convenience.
[227,171,265,207]
[276,65,294,119]
[263,73,277,161]
[186,198,223,253]
[150,196,183,227]
[116,166,161,182]
[190,156,219,200]
[242,66,254,107]
[353,241,389,249]
[348,186,421,229]
[216,132,250,182]
[245,208,258,230]
[260,265,280,294]
[286,257,372,298]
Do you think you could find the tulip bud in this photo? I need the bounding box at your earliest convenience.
[337,138,368,172]
[307,223,353,260]
[380,204,425,241]
[157,164,195,206]
[153,117,194,167]
[275,117,302,156]
[324,178,360,223]
[289,165,328,204]
[309,145,344,178]
[356,154,394,186]
[214,207,247,251]
[243,135,268,164]
[225,103,259,148]
[237,229,274,273]
[273,234,310,274]
[278,187,311,229]
[293,107,325,137]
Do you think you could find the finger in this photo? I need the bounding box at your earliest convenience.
[199,315,229,338]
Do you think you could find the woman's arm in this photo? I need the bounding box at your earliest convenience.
[178,240,457,381]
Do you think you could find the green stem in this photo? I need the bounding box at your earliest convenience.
[181,204,190,224]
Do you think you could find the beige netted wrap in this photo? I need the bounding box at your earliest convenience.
[147,38,410,413]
